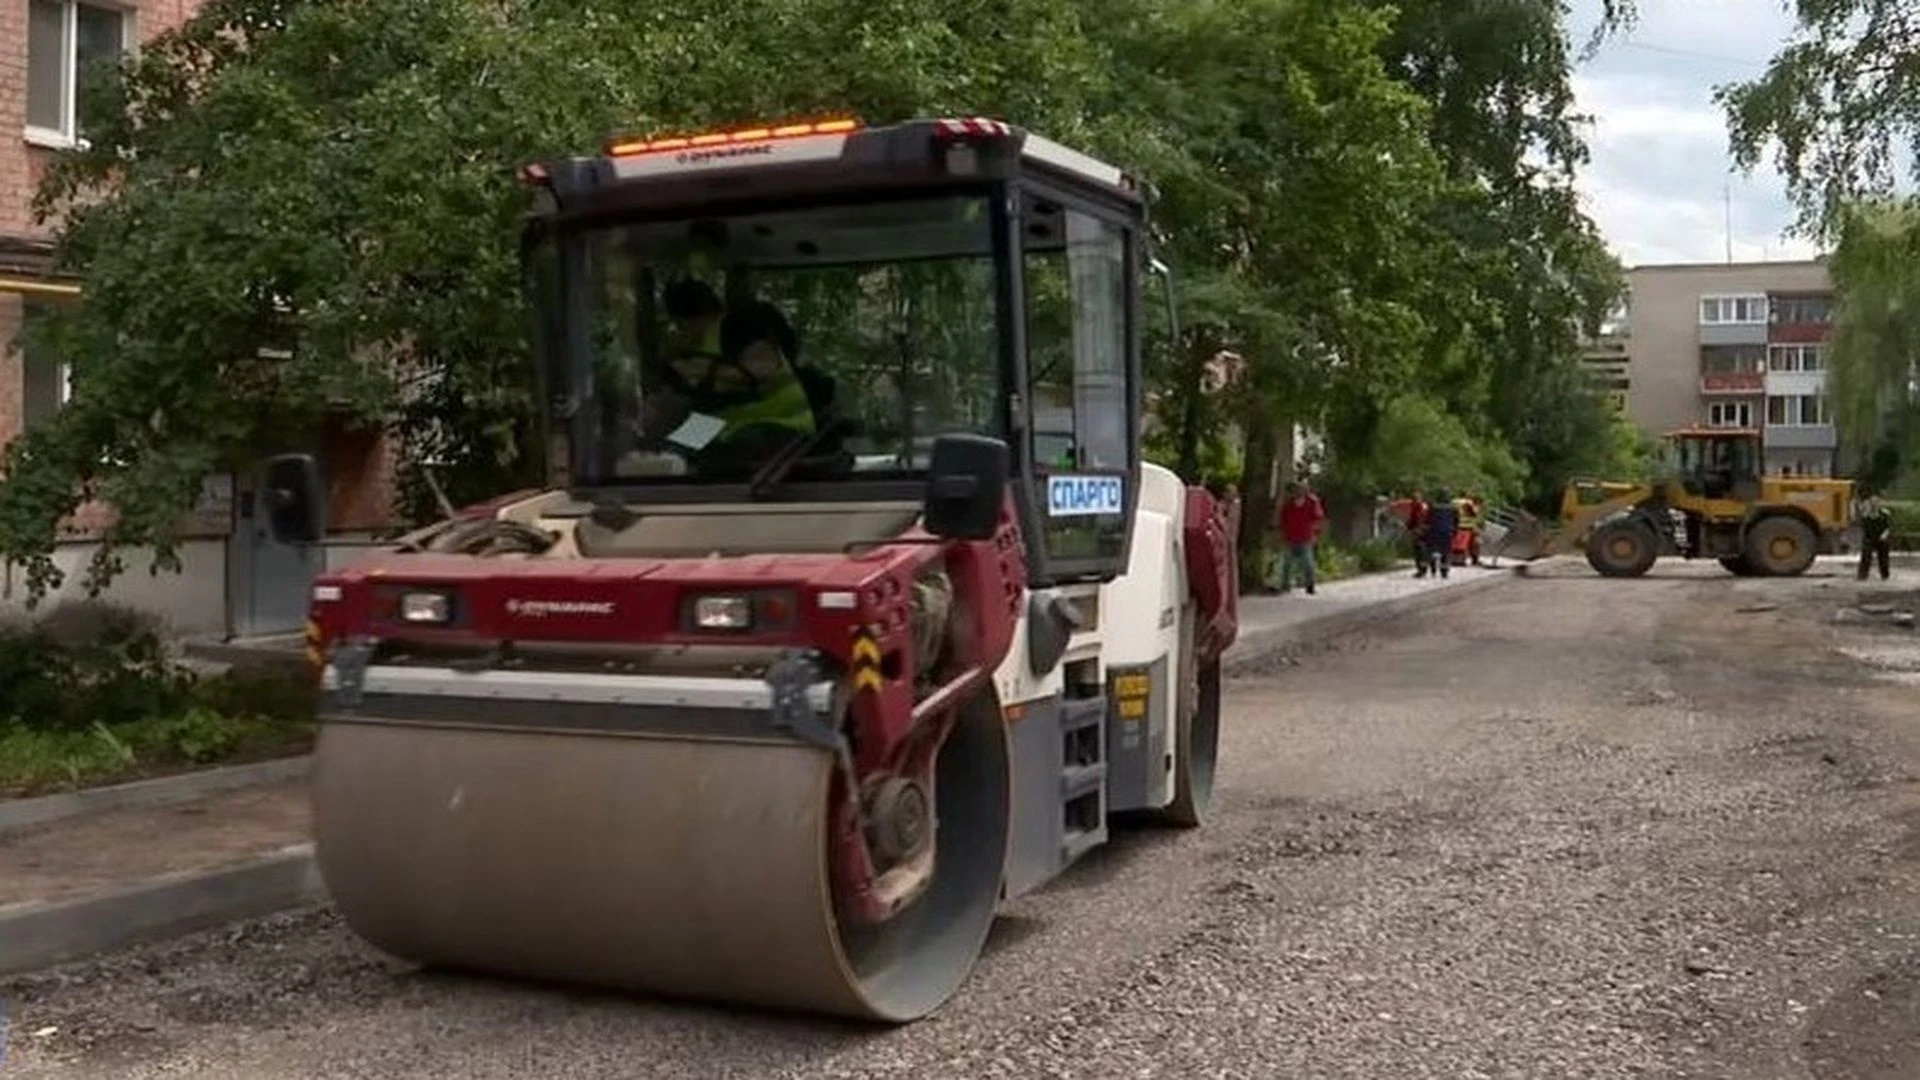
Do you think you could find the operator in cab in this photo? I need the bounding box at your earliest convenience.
[648,279,818,470]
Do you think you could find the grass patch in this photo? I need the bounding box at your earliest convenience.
[0,603,315,799]
[1258,536,1413,588]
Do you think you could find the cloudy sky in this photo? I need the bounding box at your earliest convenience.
[1566,0,1819,268]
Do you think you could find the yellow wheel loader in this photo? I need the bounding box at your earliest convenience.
[1495,427,1854,578]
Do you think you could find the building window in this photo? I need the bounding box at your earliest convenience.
[1701,344,1765,373]
[1766,393,1828,426]
[1708,401,1753,428]
[1803,393,1829,425]
[1700,295,1768,325]
[1768,344,1826,372]
[26,0,130,145]
[1769,295,1833,325]
[19,307,74,432]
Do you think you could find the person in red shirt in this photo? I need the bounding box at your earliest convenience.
[1404,488,1431,577]
[1276,479,1326,595]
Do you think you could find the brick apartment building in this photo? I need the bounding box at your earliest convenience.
[2,0,401,640]
[1584,258,1843,478]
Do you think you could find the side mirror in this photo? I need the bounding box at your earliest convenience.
[261,453,325,546]
[922,433,1009,541]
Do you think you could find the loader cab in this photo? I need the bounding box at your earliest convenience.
[1666,427,1761,502]
[517,117,1161,588]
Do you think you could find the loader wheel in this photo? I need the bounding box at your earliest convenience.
[1718,554,1758,577]
[1743,515,1817,577]
[1586,520,1658,578]
[1152,600,1219,828]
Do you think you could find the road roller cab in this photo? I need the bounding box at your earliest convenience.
[268,116,1239,1024]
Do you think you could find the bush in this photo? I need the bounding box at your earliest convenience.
[0,602,198,734]
[1313,543,1359,582]
[1349,538,1402,573]
[1886,499,1920,535]
[0,601,315,796]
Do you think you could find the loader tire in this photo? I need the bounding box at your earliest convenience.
[1743,515,1817,577]
[1586,519,1658,578]
[1718,554,1759,576]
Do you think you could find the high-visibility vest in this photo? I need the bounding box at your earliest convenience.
[711,362,816,439]
[670,322,816,441]
[1456,498,1481,530]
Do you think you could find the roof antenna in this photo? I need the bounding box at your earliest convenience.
[1724,181,1734,265]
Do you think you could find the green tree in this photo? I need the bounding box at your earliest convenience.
[1088,0,1447,585]
[2,0,1112,601]
[1357,0,1634,508]
[1813,200,1920,468]
[2,0,1635,603]
[1719,0,1920,474]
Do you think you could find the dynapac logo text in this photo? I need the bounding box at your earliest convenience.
[677,143,775,165]
[505,599,616,617]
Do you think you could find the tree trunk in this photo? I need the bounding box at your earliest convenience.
[1237,415,1274,591]
[1173,333,1218,481]
[1236,411,1300,593]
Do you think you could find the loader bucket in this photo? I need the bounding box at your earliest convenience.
[1485,508,1550,563]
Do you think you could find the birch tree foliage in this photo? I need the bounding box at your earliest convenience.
[1719,0,1920,472]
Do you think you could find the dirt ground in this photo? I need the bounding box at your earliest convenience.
[0,784,310,908]
[3,561,1920,1079]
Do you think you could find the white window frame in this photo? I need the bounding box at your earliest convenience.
[1700,294,1769,326]
[1707,401,1752,428]
[1768,393,1829,426]
[24,0,134,149]
[1767,344,1826,372]
[1799,393,1828,426]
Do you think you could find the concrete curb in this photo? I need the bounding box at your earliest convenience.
[0,755,313,836]
[0,844,324,977]
[1222,568,1519,677]
[182,634,306,672]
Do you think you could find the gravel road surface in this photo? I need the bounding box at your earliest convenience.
[4,565,1920,1079]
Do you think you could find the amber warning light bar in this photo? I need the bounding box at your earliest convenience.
[606,118,861,158]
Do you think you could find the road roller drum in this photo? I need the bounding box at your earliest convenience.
[312,693,1011,1021]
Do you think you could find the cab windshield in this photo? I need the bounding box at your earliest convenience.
[532,192,1004,489]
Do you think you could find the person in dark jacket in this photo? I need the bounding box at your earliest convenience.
[1858,491,1893,581]
[1425,488,1460,579]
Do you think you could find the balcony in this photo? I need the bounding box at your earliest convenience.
[1765,369,1826,397]
[1700,370,1765,395]
[1768,294,1832,343]
[1769,320,1831,344]
[1700,322,1768,346]
[1765,425,1838,450]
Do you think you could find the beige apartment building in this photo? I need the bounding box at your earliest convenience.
[1588,258,1840,478]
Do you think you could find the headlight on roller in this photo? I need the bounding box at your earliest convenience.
[399,590,453,624]
[692,595,752,630]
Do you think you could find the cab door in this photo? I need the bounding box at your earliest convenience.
[1008,182,1143,587]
